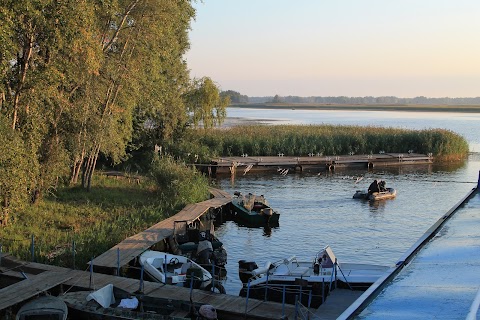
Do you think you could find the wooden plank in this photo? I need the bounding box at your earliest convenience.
[0,270,72,310]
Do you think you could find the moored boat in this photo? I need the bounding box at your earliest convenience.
[60,284,199,319]
[16,295,68,320]
[139,250,225,293]
[238,245,390,308]
[231,191,280,226]
[353,187,397,201]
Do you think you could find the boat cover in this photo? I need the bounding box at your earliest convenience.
[86,284,115,308]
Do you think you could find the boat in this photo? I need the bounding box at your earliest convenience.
[16,295,68,320]
[353,187,397,200]
[139,250,225,293]
[59,284,200,319]
[231,191,280,226]
[168,219,228,271]
[238,245,390,308]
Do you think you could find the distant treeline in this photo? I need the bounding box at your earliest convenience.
[221,90,480,105]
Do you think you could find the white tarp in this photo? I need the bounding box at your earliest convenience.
[86,284,115,308]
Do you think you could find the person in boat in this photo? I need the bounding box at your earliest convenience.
[368,179,379,195]
[378,180,387,192]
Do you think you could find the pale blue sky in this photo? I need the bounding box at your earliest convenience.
[184,0,480,98]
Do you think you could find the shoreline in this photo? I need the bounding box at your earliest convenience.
[230,103,480,113]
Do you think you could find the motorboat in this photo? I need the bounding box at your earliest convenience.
[353,187,397,201]
[238,245,390,308]
[139,250,225,293]
[168,220,228,270]
[16,295,68,320]
[231,191,280,226]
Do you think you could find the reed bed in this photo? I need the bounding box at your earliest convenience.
[186,125,469,160]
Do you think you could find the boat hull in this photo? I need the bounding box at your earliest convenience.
[353,188,397,201]
[231,197,280,226]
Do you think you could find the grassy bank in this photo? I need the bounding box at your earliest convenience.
[185,125,469,161]
[0,158,210,270]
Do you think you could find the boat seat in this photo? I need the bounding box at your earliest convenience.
[151,258,164,269]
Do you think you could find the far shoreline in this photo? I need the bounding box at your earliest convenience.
[230,103,480,113]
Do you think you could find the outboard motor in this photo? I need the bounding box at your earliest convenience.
[238,260,258,284]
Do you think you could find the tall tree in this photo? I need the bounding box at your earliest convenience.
[185,77,230,129]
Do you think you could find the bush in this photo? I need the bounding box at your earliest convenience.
[150,155,210,211]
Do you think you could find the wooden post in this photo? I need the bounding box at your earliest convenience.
[30,235,34,262]
[89,257,93,289]
[117,248,120,276]
[72,240,76,270]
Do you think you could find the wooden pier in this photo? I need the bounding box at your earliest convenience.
[0,254,301,319]
[91,188,232,272]
[209,153,433,174]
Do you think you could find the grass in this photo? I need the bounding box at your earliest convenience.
[0,174,175,269]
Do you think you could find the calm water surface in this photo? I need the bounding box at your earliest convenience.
[214,108,480,295]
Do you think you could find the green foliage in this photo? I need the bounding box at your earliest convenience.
[184,77,230,129]
[0,116,36,219]
[150,155,210,210]
[187,125,469,159]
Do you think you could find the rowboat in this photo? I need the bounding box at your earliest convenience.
[353,187,397,201]
[231,192,280,226]
[16,295,68,320]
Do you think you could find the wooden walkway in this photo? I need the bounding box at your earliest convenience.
[211,153,433,173]
[0,254,300,319]
[91,188,232,270]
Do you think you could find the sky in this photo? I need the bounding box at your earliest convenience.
[184,0,480,98]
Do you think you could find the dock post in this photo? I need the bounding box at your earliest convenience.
[308,290,312,308]
[244,279,251,317]
[322,279,325,303]
[89,257,93,289]
[117,248,120,276]
[30,234,35,262]
[72,240,75,270]
[139,264,144,293]
[211,262,215,292]
[264,272,269,301]
[282,285,286,318]
[295,295,299,320]
[0,244,2,266]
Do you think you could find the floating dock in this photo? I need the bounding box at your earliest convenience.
[339,173,480,319]
[208,153,433,175]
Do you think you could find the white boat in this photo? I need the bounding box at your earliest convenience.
[238,245,391,308]
[139,250,225,293]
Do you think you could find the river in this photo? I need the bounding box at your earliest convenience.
[212,107,480,295]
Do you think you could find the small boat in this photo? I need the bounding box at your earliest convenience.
[353,187,397,201]
[60,284,197,319]
[168,220,228,270]
[238,245,390,308]
[16,295,68,320]
[231,191,280,226]
[139,250,225,293]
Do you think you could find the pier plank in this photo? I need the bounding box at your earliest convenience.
[0,270,72,310]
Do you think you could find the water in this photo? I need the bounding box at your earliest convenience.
[213,108,480,295]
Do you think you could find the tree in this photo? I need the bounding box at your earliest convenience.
[185,77,230,129]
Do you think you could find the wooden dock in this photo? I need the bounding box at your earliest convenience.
[91,188,232,272]
[0,254,301,319]
[209,153,433,174]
